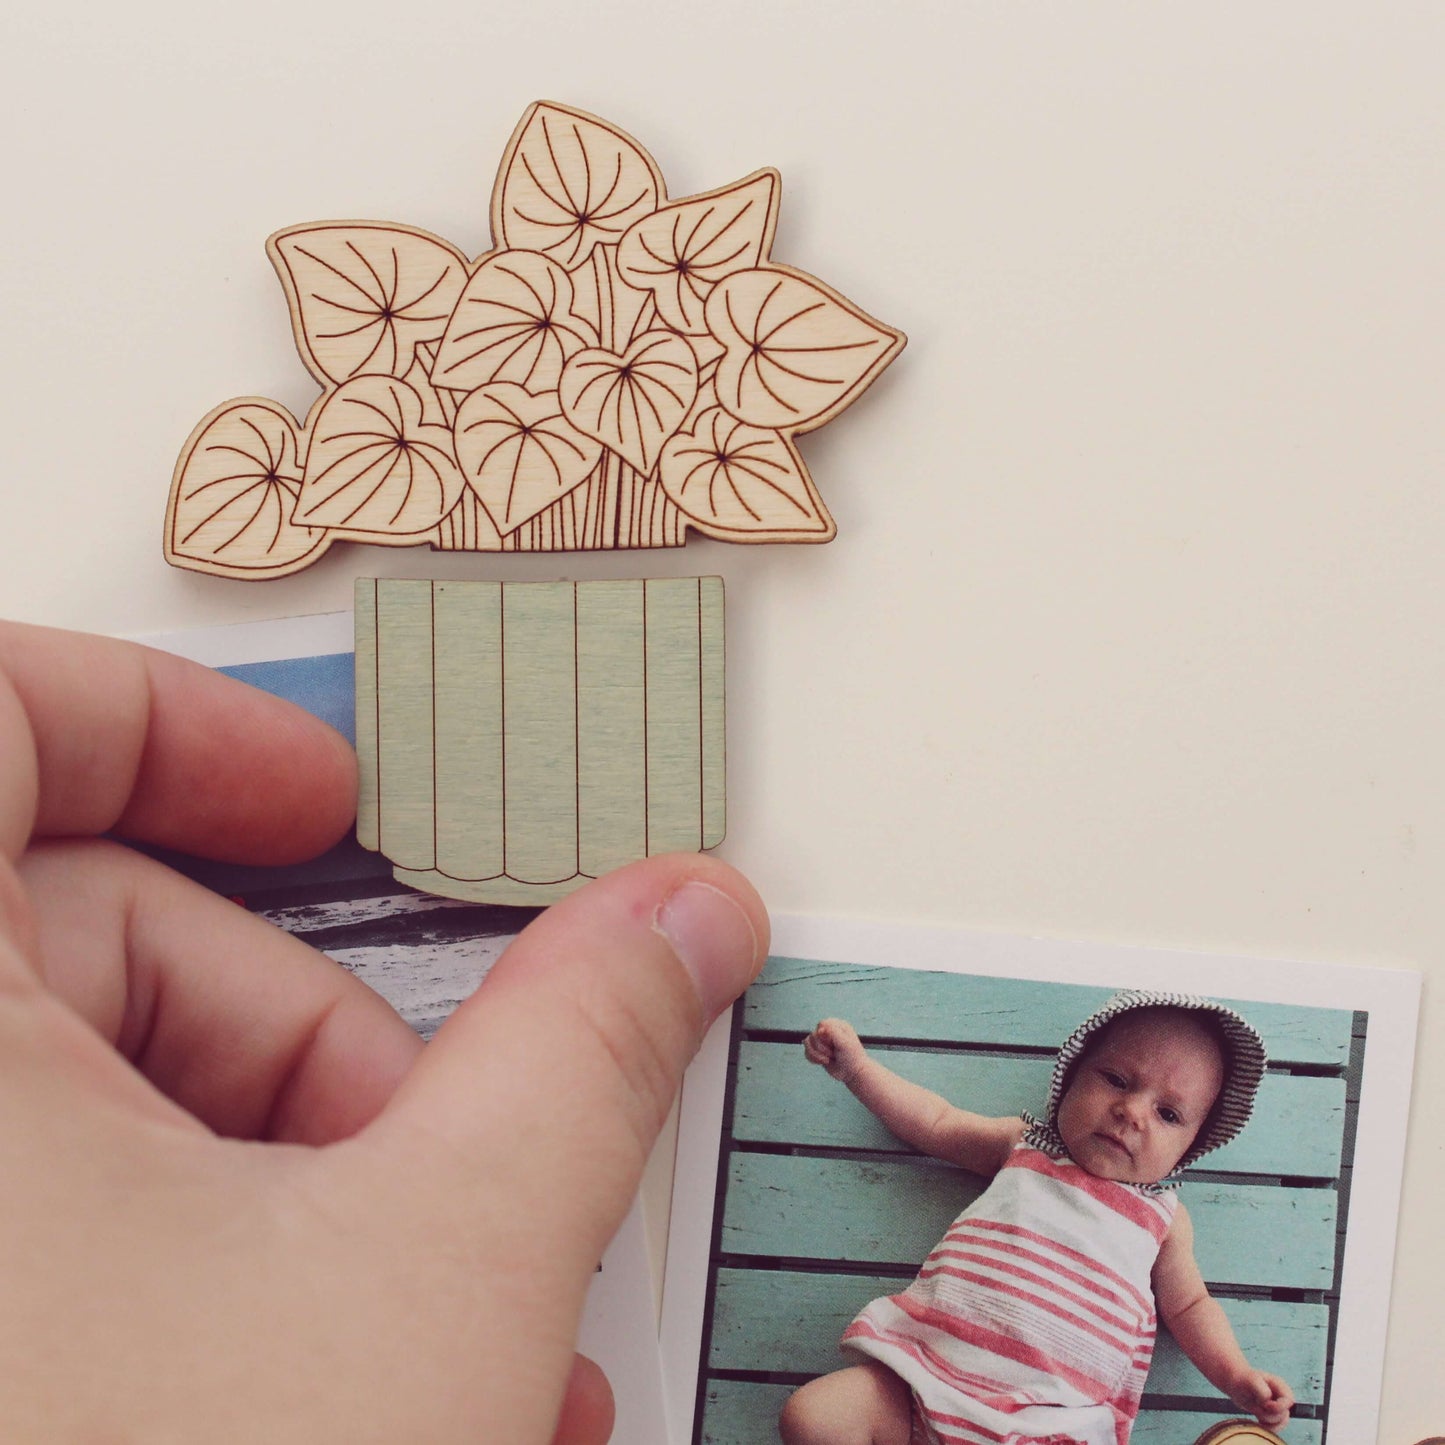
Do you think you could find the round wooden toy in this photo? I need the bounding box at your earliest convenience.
[1191,1424,1288,1445]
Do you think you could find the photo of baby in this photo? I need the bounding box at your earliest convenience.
[666,945,1389,1445]
[781,991,1292,1445]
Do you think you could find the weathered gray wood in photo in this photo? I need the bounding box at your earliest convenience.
[355,576,726,906]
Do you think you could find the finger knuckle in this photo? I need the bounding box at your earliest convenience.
[565,985,687,1161]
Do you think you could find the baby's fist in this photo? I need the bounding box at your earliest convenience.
[1229,1370,1293,1431]
[803,1019,866,1082]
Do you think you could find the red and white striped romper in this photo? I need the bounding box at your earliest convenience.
[841,1144,1176,1445]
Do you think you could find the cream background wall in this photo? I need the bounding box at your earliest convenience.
[1,3,1439,1438]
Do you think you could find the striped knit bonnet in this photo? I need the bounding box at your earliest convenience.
[1027,989,1267,1182]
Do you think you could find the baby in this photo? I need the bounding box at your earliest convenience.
[779,990,1294,1445]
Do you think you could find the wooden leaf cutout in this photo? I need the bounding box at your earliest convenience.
[431,250,598,395]
[617,171,779,335]
[296,376,464,534]
[268,223,469,386]
[706,266,905,432]
[413,341,465,427]
[401,346,455,431]
[454,383,602,534]
[659,406,834,541]
[493,101,664,270]
[559,330,698,476]
[166,400,331,578]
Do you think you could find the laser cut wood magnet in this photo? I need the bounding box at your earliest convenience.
[355,576,725,905]
[164,102,905,576]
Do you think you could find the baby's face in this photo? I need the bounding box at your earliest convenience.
[1056,1010,1225,1185]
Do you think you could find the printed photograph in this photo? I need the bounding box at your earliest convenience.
[664,936,1412,1445]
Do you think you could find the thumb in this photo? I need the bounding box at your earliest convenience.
[362,852,767,1274]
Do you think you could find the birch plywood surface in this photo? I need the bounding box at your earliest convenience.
[355,576,726,905]
[163,101,905,576]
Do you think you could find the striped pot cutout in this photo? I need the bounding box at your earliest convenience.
[355,576,725,904]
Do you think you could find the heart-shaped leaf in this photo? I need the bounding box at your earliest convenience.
[165,400,331,578]
[659,406,834,541]
[559,330,698,475]
[296,376,464,534]
[617,171,779,335]
[454,383,602,534]
[268,223,469,386]
[431,250,598,395]
[706,266,905,431]
[493,101,664,270]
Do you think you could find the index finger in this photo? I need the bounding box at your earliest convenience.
[0,621,356,864]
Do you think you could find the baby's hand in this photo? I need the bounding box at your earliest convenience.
[1228,1369,1293,1430]
[803,1018,867,1082]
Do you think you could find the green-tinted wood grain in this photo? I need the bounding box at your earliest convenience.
[353,578,379,852]
[645,578,704,853]
[432,581,503,880]
[701,575,726,847]
[697,1382,1325,1445]
[721,1153,1335,1290]
[707,1268,1326,1403]
[357,577,726,903]
[501,582,579,883]
[577,580,646,876]
[732,1043,1346,1180]
[746,959,1352,1069]
[375,580,436,870]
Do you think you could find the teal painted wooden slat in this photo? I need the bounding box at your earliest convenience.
[721,1153,1336,1290]
[374,579,437,870]
[745,958,1353,1069]
[576,579,646,876]
[698,1380,1325,1445]
[700,575,726,848]
[353,578,379,852]
[707,1267,1326,1403]
[731,1043,1347,1180]
[644,577,704,853]
[1181,1178,1337,1286]
[432,581,504,880]
[502,581,579,883]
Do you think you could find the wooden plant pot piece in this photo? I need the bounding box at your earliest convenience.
[164,102,906,577]
[354,576,725,905]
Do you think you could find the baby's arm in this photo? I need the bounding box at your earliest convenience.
[1153,1205,1294,1430]
[803,1019,1023,1175]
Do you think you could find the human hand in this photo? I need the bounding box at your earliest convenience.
[0,620,768,1445]
[803,1017,868,1082]
[1227,1369,1294,1430]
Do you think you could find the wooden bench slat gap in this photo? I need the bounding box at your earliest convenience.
[742,1028,1061,1058]
[716,1254,919,1277]
[727,1140,1342,1188]
[701,1374,1328,1422]
[1141,1393,1323,1421]
[714,1255,1328,1302]
[719,1252,942,1272]
[742,1027,1348,1078]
